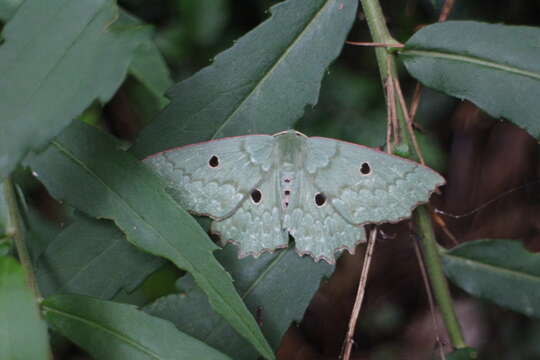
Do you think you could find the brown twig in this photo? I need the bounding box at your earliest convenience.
[431,210,459,246]
[385,78,395,153]
[408,83,423,122]
[346,41,404,48]
[413,236,447,360]
[386,57,400,147]
[340,228,378,360]
[438,0,455,22]
[408,0,455,124]
[392,77,425,164]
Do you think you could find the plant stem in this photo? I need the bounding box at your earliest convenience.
[3,178,41,299]
[359,0,467,350]
[360,0,396,81]
[360,0,413,158]
[341,229,378,360]
[415,207,466,348]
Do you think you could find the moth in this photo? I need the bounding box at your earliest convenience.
[143,130,445,263]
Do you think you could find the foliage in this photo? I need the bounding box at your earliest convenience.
[1,0,539,359]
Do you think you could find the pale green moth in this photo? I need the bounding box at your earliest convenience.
[143,130,445,263]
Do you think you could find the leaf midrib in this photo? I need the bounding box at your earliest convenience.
[444,252,540,283]
[211,0,334,138]
[5,1,107,121]
[43,304,163,360]
[50,139,264,353]
[58,235,123,294]
[400,49,540,81]
[204,250,288,344]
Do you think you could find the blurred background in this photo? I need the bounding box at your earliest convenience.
[15,0,540,358]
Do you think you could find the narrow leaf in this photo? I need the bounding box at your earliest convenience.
[400,21,540,139]
[43,294,232,360]
[26,121,274,359]
[36,215,164,299]
[448,347,478,360]
[0,0,147,178]
[0,256,50,360]
[146,245,334,359]
[131,0,359,157]
[119,10,172,106]
[442,239,540,318]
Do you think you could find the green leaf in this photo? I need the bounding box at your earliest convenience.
[26,121,274,360]
[400,21,540,140]
[36,215,164,299]
[146,245,334,359]
[24,206,62,266]
[0,0,21,22]
[447,347,478,360]
[43,294,232,360]
[119,10,172,107]
[442,239,540,318]
[0,256,50,360]
[131,0,359,157]
[0,0,148,178]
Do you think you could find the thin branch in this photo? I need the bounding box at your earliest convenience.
[408,83,423,122]
[385,79,394,153]
[431,209,459,246]
[415,207,466,349]
[385,60,398,152]
[360,0,467,351]
[438,0,456,22]
[346,40,404,48]
[408,0,455,123]
[3,178,41,300]
[392,77,425,164]
[341,228,378,360]
[413,236,446,360]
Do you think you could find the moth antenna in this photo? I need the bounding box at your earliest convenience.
[435,179,540,219]
[341,228,378,360]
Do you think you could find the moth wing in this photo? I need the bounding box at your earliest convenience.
[284,172,366,264]
[211,169,289,257]
[305,137,445,225]
[143,135,275,218]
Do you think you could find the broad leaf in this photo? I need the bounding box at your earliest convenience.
[0,256,50,359]
[0,0,21,22]
[43,294,232,360]
[131,0,359,157]
[0,0,147,178]
[26,121,274,359]
[146,245,334,359]
[400,21,540,140]
[442,239,540,318]
[36,215,164,299]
